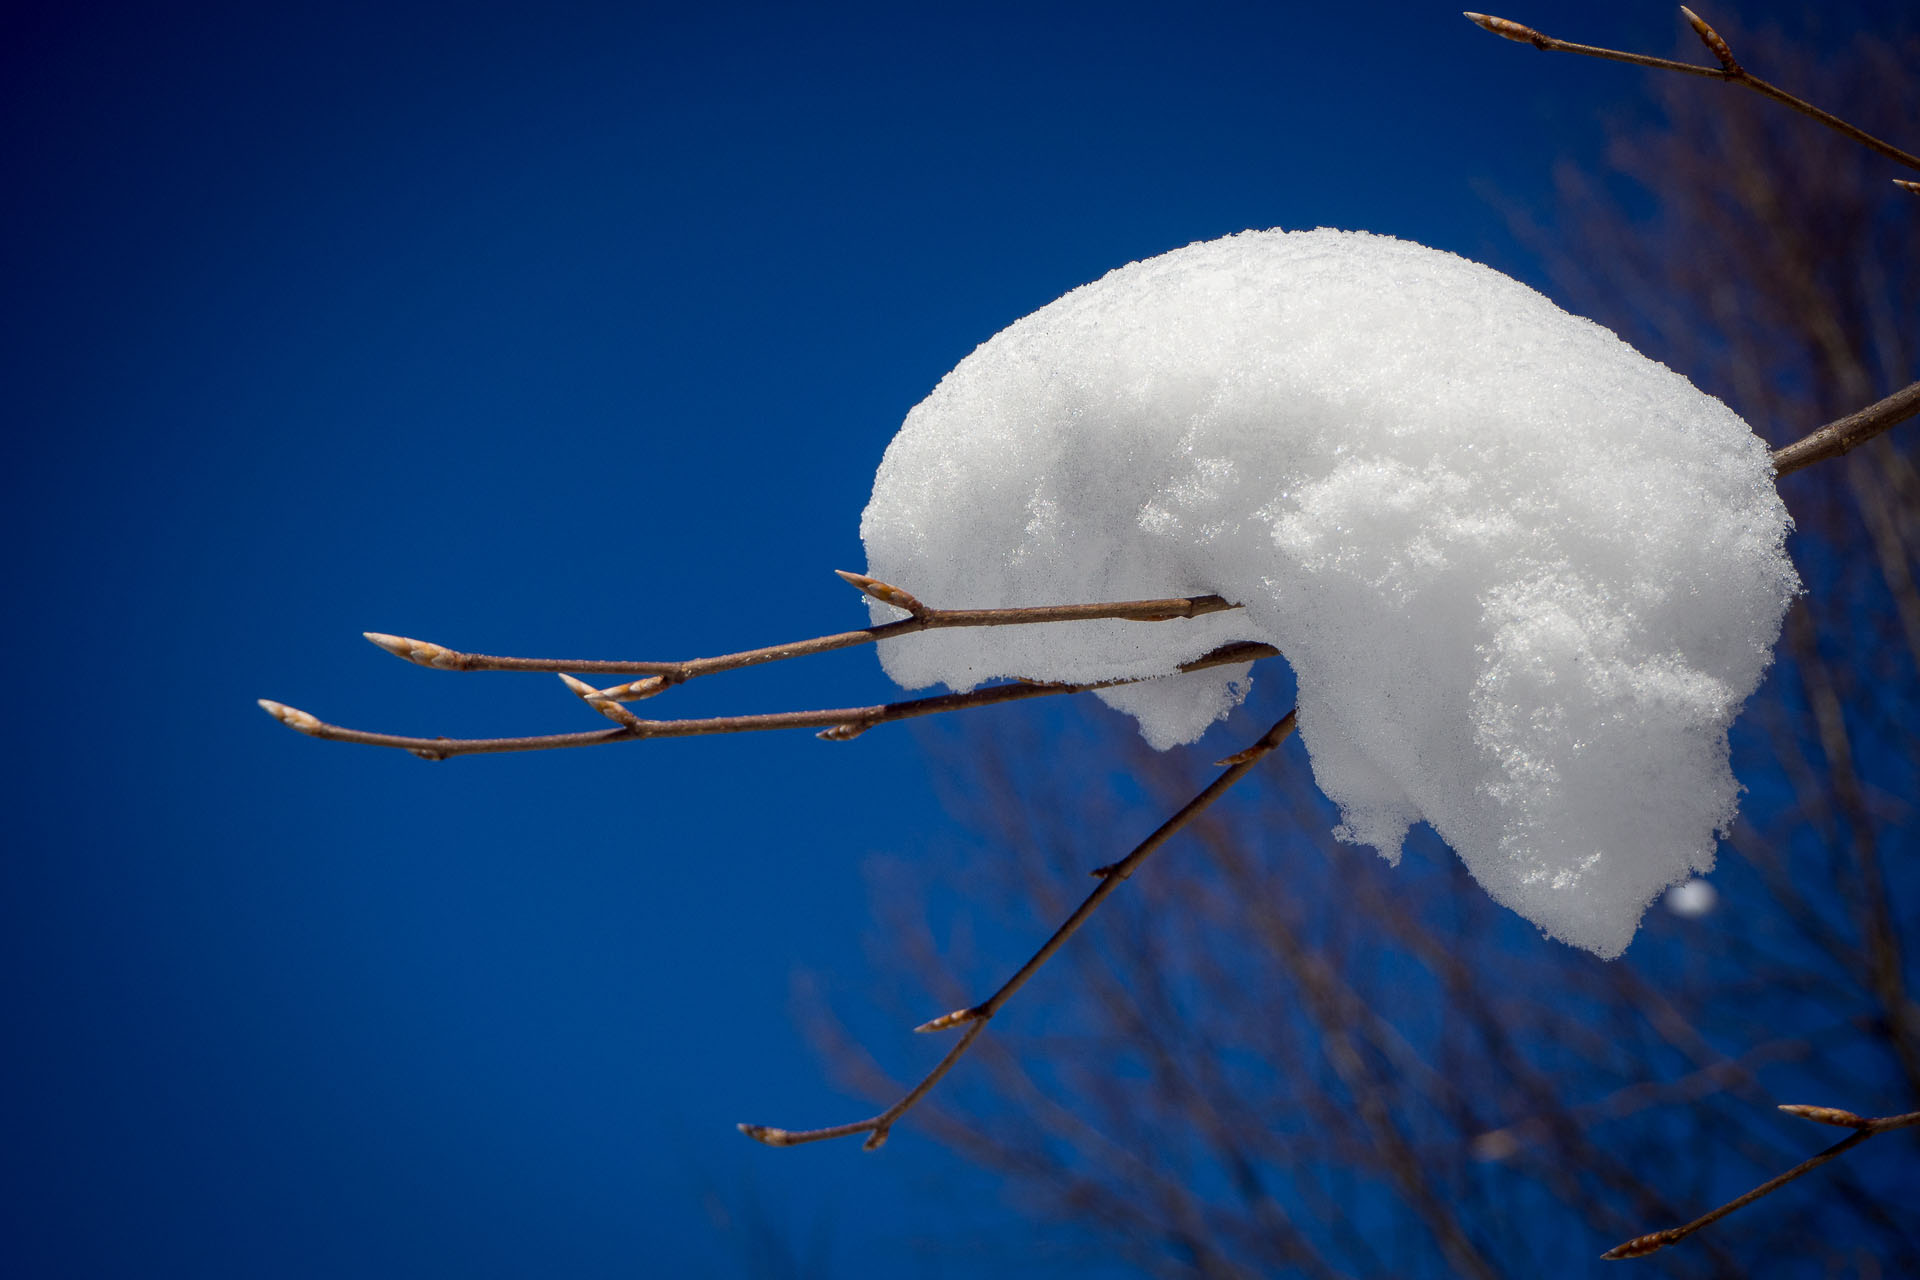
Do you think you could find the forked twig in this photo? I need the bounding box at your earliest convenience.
[1602,1107,1920,1260]
[358,573,1235,681]
[258,640,1277,760]
[1464,8,1920,177]
[259,575,1259,759]
[737,708,1298,1151]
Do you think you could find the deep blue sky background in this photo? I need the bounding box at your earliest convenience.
[3,1,1889,1275]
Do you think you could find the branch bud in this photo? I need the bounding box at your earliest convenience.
[834,569,928,616]
[736,1124,795,1147]
[597,676,671,703]
[817,721,872,741]
[913,1006,982,1034]
[558,673,646,730]
[1679,6,1741,74]
[363,632,464,670]
[1601,1232,1676,1261]
[1777,1104,1871,1128]
[1463,12,1544,45]
[257,699,324,735]
[1213,745,1266,767]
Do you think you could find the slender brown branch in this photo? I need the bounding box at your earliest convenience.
[737,708,1299,1151]
[1771,380,1920,477]
[258,641,1279,760]
[1602,1108,1920,1259]
[360,582,1238,683]
[1464,10,1920,173]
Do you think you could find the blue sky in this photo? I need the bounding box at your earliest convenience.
[2,1,1880,1275]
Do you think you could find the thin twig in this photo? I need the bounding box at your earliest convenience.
[1602,1107,1920,1259]
[258,641,1279,761]
[360,578,1238,682]
[736,708,1298,1151]
[1771,380,1920,477]
[1463,9,1920,174]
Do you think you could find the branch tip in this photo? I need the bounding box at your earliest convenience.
[736,1123,793,1147]
[834,569,927,616]
[1678,6,1740,74]
[1601,1233,1670,1261]
[913,1006,982,1034]
[1896,179,1919,193]
[558,672,646,730]
[1213,745,1266,767]
[363,631,460,669]
[1777,1103,1869,1128]
[257,699,323,735]
[1463,12,1541,44]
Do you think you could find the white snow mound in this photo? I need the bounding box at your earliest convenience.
[859,229,1797,958]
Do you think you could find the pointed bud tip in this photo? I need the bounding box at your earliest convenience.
[737,1123,791,1147]
[913,1007,979,1033]
[1778,1104,1869,1127]
[557,673,598,696]
[1601,1236,1664,1261]
[1463,11,1539,42]
[363,632,457,667]
[1213,746,1264,767]
[834,569,927,615]
[1679,5,1739,71]
[257,699,323,735]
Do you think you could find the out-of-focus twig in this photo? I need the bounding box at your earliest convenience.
[1464,8,1920,175]
[736,708,1298,1152]
[1603,1107,1920,1260]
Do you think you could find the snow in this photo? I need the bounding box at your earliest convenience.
[859,228,1797,958]
[1665,879,1719,918]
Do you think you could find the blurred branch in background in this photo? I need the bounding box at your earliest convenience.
[805,10,1920,1275]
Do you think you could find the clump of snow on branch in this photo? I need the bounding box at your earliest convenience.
[859,228,1796,958]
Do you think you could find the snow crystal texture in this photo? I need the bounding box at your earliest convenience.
[860,229,1797,958]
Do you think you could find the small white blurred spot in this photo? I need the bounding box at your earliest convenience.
[1665,878,1718,917]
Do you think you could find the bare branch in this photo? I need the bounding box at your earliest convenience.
[737,708,1299,1151]
[257,640,1279,760]
[1771,380,1920,477]
[357,585,1239,682]
[1602,1108,1920,1260]
[1464,9,1920,173]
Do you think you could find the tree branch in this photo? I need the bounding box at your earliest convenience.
[1602,1107,1920,1260]
[1771,380,1920,477]
[1464,9,1920,176]
[258,640,1278,760]
[358,575,1237,683]
[736,708,1298,1151]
